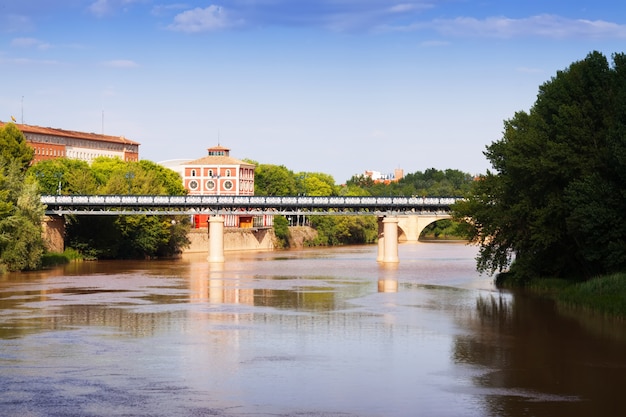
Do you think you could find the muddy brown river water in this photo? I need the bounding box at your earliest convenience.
[1,242,625,416]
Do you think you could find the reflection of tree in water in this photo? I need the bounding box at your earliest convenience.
[452,292,626,417]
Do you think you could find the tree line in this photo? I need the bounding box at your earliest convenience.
[251,162,474,247]
[454,51,626,282]
[0,124,473,271]
[4,50,623,285]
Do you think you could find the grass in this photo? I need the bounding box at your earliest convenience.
[498,272,626,320]
[557,273,626,319]
[41,248,85,267]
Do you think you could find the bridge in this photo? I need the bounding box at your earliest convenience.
[40,194,462,264]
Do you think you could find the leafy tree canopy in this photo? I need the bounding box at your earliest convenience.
[0,124,43,272]
[254,164,298,196]
[454,51,626,281]
[27,156,189,260]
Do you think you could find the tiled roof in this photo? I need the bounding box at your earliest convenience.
[0,121,140,146]
[184,155,254,166]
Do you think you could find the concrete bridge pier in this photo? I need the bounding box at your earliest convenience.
[207,215,225,263]
[43,215,65,253]
[377,216,400,263]
[376,217,385,262]
[404,215,419,242]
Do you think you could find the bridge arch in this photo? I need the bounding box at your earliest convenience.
[397,214,452,242]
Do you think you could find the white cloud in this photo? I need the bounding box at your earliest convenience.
[89,0,113,17]
[382,14,626,39]
[167,6,240,33]
[432,14,626,39]
[88,0,144,18]
[151,3,188,17]
[0,14,35,33]
[102,59,139,68]
[11,37,51,49]
[388,3,432,14]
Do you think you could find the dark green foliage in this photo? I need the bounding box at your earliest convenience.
[346,168,474,197]
[454,51,626,280]
[0,123,34,171]
[307,216,377,246]
[558,273,626,318]
[254,164,298,196]
[29,156,190,260]
[421,219,471,240]
[0,124,44,271]
[273,216,290,248]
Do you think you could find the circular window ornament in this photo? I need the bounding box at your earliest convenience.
[189,180,198,190]
[206,180,215,190]
[224,180,233,190]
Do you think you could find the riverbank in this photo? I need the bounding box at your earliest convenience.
[499,272,626,320]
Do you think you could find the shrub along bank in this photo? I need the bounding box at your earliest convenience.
[497,272,626,320]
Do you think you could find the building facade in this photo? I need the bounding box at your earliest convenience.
[181,145,255,196]
[181,145,271,229]
[1,121,140,163]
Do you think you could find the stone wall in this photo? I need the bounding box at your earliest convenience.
[185,227,276,253]
[42,215,65,253]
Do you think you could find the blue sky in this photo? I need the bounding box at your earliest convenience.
[1,1,625,182]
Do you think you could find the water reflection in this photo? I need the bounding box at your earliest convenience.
[1,244,625,417]
[453,292,626,417]
[378,263,398,293]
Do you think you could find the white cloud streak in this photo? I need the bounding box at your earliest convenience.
[389,14,626,39]
[167,6,242,33]
[102,59,139,68]
[11,37,51,49]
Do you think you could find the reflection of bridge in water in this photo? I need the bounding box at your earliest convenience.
[41,195,462,264]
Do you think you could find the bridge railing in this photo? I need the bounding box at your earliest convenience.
[40,194,462,215]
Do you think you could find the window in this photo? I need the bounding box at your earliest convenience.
[224,180,233,190]
[191,169,197,177]
[206,180,215,190]
[189,180,199,190]
[226,169,232,177]
[208,169,214,177]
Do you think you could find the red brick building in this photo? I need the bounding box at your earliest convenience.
[181,145,270,228]
[182,145,254,196]
[0,121,140,163]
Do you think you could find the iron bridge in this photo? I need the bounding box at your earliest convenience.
[40,194,462,216]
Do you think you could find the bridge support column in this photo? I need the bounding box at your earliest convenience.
[377,217,385,262]
[404,215,419,242]
[383,217,400,263]
[42,215,65,253]
[377,216,399,263]
[207,215,225,263]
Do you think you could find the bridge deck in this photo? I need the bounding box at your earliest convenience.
[41,195,460,216]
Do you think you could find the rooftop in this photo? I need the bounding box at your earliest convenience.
[0,121,140,146]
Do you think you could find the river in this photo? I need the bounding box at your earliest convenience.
[1,242,625,416]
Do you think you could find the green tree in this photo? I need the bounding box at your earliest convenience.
[0,159,45,272]
[296,172,338,196]
[29,158,97,195]
[30,156,190,259]
[0,124,45,272]
[254,164,297,196]
[0,123,34,171]
[454,51,626,280]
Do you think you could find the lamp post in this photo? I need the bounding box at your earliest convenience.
[125,172,135,194]
[55,172,63,195]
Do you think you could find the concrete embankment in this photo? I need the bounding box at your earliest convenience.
[185,228,276,253]
[184,226,318,253]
